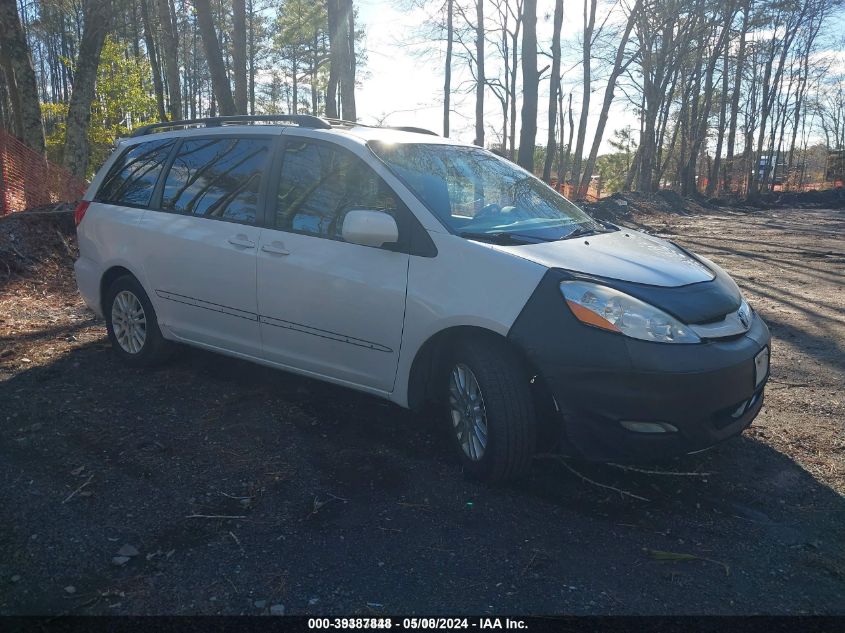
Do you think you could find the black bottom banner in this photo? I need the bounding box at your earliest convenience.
[2,616,845,633]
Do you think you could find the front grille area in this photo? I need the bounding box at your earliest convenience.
[690,306,752,340]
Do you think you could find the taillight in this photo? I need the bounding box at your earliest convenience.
[73,200,90,227]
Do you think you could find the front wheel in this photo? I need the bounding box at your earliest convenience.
[444,338,537,482]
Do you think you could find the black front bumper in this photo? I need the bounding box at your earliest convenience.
[508,270,771,463]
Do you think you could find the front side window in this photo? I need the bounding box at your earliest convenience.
[275,139,401,240]
[369,142,607,243]
[95,139,175,207]
[161,137,271,224]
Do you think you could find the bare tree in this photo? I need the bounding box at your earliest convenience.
[474,0,484,145]
[542,0,563,181]
[517,0,537,170]
[444,0,453,136]
[570,0,597,188]
[578,0,642,193]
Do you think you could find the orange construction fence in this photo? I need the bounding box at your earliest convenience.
[550,180,605,202]
[0,129,85,215]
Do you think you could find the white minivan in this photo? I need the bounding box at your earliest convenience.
[74,115,770,482]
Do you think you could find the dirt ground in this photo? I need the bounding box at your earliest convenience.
[0,205,843,615]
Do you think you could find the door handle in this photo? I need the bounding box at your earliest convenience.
[261,241,290,256]
[227,234,255,248]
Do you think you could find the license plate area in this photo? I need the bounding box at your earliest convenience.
[754,347,770,387]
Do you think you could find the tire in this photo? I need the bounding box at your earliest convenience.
[104,274,172,368]
[443,337,537,482]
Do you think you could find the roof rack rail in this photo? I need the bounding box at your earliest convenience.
[323,118,365,127]
[321,119,438,136]
[385,126,438,136]
[131,114,332,137]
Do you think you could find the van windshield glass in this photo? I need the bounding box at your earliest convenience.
[368,142,607,242]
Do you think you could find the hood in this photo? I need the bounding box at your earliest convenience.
[487,229,715,287]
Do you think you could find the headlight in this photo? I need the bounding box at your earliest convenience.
[737,298,752,326]
[560,281,700,344]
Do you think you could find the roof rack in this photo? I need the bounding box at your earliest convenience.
[130,114,439,138]
[131,114,332,137]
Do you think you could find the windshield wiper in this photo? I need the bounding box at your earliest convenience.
[459,231,543,245]
[560,226,602,240]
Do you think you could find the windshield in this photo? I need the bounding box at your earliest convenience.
[368,142,607,242]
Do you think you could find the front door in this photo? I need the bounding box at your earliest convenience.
[256,138,410,392]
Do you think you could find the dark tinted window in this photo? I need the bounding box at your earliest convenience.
[275,140,400,240]
[161,137,271,224]
[95,139,175,207]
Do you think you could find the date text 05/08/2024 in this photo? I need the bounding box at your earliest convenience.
[307,618,528,629]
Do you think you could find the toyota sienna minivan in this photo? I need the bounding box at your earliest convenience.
[74,115,770,482]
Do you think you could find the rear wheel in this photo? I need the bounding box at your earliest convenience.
[104,275,172,367]
[444,338,537,482]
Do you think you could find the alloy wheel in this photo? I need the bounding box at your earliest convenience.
[111,290,147,354]
[448,363,489,461]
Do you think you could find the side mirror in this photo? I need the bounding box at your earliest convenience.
[342,209,399,248]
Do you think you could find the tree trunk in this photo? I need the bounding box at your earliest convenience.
[326,0,340,119]
[682,18,731,197]
[156,0,181,119]
[571,0,596,189]
[542,0,563,181]
[292,54,299,113]
[443,0,452,137]
[507,10,521,160]
[338,0,356,121]
[516,0,537,171]
[724,0,748,192]
[578,0,640,193]
[248,0,255,115]
[140,0,167,121]
[232,0,248,114]
[195,0,235,116]
[474,0,484,146]
[556,90,569,185]
[707,30,731,196]
[0,0,45,154]
[636,103,657,192]
[0,43,23,137]
[311,32,319,115]
[62,0,112,179]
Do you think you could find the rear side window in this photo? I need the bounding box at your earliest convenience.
[160,137,271,224]
[95,139,175,207]
[275,140,400,239]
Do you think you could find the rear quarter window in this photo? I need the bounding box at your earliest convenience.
[94,139,176,207]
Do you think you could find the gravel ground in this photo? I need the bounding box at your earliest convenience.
[0,206,843,615]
